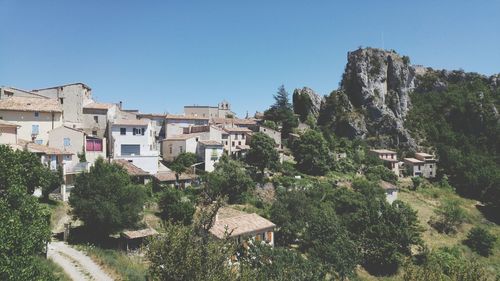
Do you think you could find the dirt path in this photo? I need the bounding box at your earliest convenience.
[48,241,114,281]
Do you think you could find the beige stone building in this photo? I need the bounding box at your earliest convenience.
[184,100,233,118]
[404,152,437,178]
[0,96,63,145]
[82,102,118,138]
[369,149,400,176]
[0,120,19,144]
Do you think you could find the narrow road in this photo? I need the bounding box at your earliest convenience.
[48,241,114,281]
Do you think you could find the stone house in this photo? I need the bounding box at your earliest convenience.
[110,119,159,174]
[184,100,233,118]
[210,207,276,246]
[222,127,252,157]
[369,149,400,176]
[164,114,210,138]
[0,96,63,145]
[82,102,118,138]
[404,152,437,178]
[0,119,19,144]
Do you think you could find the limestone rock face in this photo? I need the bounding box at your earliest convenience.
[339,48,419,147]
[292,87,324,118]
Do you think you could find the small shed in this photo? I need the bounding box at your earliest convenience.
[121,228,158,252]
[380,180,399,204]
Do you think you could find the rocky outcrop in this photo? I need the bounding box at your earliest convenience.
[293,87,324,118]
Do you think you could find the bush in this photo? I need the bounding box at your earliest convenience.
[464,227,497,256]
[158,189,195,225]
[430,200,467,234]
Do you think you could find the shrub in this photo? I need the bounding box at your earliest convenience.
[430,200,467,234]
[464,227,497,256]
[158,189,195,225]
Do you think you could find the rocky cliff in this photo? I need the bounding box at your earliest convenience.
[312,47,499,149]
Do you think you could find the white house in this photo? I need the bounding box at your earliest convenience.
[369,149,400,176]
[380,180,398,204]
[111,118,159,174]
[222,126,252,157]
[0,96,63,145]
[197,140,224,172]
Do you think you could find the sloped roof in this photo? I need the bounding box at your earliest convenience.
[211,117,257,126]
[199,140,223,146]
[370,149,397,154]
[113,119,149,126]
[210,210,275,239]
[223,127,252,133]
[163,133,200,141]
[404,157,424,164]
[31,82,91,91]
[121,228,158,240]
[17,139,73,155]
[113,159,150,176]
[165,114,209,121]
[0,119,19,127]
[83,102,115,110]
[0,96,62,113]
[379,180,398,191]
[154,171,198,182]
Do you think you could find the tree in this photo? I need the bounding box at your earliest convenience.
[69,158,146,237]
[364,165,398,184]
[246,132,279,177]
[0,186,55,280]
[430,199,467,234]
[264,85,299,138]
[464,227,497,257]
[0,145,56,195]
[147,200,236,281]
[42,167,63,200]
[158,188,195,225]
[304,204,358,280]
[170,152,197,185]
[292,90,313,122]
[291,130,331,175]
[205,156,254,204]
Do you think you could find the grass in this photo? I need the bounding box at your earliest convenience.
[36,256,72,281]
[77,244,148,281]
[39,198,70,231]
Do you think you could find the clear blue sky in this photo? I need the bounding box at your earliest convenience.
[1,0,499,117]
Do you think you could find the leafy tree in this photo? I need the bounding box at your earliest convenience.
[158,188,195,225]
[304,204,358,280]
[42,167,63,200]
[364,165,398,184]
[264,85,299,138]
[291,130,331,175]
[170,152,197,184]
[147,200,236,281]
[246,132,279,177]
[430,199,467,234]
[0,145,55,195]
[239,243,326,280]
[464,226,497,257]
[262,120,279,131]
[205,156,254,204]
[0,186,54,280]
[69,158,146,237]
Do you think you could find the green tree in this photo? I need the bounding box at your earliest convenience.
[41,167,63,200]
[0,186,55,280]
[205,156,254,204]
[246,132,279,177]
[69,158,146,237]
[147,200,236,281]
[170,152,197,185]
[292,90,313,122]
[430,199,467,234]
[264,85,299,138]
[158,188,195,225]
[291,130,331,175]
[464,227,497,257]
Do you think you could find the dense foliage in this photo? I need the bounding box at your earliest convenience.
[464,227,497,257]
[290,130,332,175]
[69,158,147,236]
[264,85,299,138]
[246,132,279,176]
[158,188,195,225]
[406,71,500,214]
[170,152,197,183]
[292,90,313,122]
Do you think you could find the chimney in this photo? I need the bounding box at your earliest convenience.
[119,101,123,109]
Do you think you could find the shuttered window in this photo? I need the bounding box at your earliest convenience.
[121,144,140,156]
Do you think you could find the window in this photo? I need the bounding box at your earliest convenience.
[35,139,43,145]
[121,144,140,156]
[59,98,64,104]
[238,141,241,145]
[32,125,39,134]
[92,130,97,136]
[169,145,173,154]
[120,128,126,135]
[222,134,228,139]
[180,146,183,153]
[265,232,272,242]
[63,138,71,147]
[94,116,99,123]
[232,141,235,147]
[195,137,199,142]
[63,155,71,161]
[34,112,39,118]
[133,128,137,135]
[86,139,103,151]
[430,165,433,168]
[141,128,145,135]
[225,141,228,145]
[242,134,245,139]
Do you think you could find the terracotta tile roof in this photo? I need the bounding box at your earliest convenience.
[0,119,19,127]
[165,114,210,121]
[211,117,257,126]
[0,96,62,113]
[83,102,115,110]
[199,140,223,146]
[404,157,424,164]
[31,82,91,91]
[17,139,73,155]
[380,180,398,191]
[121,228,158,240]
[370,149,397,154]
[113,119,149,126]
[223,127,252,133]
[154,171,198,182]
[113,159,150,176]
[210,210,275,239]
[137,113,166,118]
[163,133,201,141]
